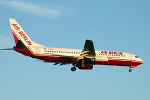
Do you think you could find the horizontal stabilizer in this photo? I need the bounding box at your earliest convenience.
[0,48,14,50]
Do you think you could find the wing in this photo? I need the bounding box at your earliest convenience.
[77,39,96,64]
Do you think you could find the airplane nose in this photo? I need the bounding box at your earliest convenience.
[140,59,144,64]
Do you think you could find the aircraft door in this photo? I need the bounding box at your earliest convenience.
[36,48,40,55]
[129,54,132,60]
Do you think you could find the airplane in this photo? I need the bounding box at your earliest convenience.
[0,19,144,72]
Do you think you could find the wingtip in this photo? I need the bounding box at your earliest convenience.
[86,39,92,42]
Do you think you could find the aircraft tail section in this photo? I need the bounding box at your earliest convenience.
[9,19,43,47]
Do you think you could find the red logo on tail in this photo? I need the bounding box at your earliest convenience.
[12,24,32,45]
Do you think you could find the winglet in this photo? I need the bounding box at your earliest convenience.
[78,39,96,60]
[83,39,96,56]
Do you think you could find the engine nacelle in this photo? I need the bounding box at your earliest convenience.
[76,64,93,70]
[78,58,95,64]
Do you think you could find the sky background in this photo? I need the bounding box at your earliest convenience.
[0,0,150,100]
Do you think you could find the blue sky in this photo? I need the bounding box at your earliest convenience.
[0,0,150,100]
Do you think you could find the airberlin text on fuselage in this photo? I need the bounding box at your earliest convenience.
[101,51,123,55]
[12,24,32,45]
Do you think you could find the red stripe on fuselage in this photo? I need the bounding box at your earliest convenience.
[14,48,33,57]
[27,47,35,55]
[104,59,142,66]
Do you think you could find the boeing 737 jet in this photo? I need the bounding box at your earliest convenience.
[0,19,144,72]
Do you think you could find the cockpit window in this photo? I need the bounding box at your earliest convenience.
[135,56,139,58]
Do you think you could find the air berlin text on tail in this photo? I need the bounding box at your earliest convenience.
[12,24,32,45]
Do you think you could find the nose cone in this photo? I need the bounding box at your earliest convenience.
[139,59,144,64]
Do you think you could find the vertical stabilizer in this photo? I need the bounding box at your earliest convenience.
[9,19,43,47]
